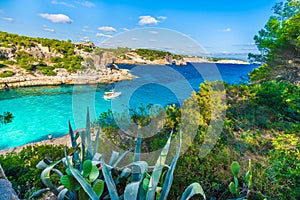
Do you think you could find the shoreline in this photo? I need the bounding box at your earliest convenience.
[0,134,71,155]
[0,67,136,89]
[0,60,251,90]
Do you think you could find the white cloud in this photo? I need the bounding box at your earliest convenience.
[96,33,113,38]
[98,26,116,32]
[149,39,157,42]
[149,31,158,34]
[82,29,93,33]
[131,37,138,41]
[39,13,72,23]
[157,16,167,20]
[138,16,159,25]
[2,17,14,22]
[44,28,55,33]
[76,1,95,7]
[51,0,74,8]
[80,36,90,41]
[120,27,130,31]
[218,28,231,32]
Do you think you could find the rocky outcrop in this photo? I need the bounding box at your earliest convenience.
[0,67,135,89]
[0,47,17,61]
[0,165,19,200]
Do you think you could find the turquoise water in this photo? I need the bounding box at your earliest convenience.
[0,63,258,149]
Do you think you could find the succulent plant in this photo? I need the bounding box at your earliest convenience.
[33,108,206,200]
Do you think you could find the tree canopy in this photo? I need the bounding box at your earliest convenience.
[0,112,13,125]
[248,0,300,83]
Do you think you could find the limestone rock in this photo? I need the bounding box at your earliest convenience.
[0,165,19,200]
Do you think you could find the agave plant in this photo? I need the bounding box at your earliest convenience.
[33,108,206,200]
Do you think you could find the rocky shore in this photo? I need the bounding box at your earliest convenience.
[0,66,135,89]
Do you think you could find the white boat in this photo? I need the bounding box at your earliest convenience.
[103,89,121,100]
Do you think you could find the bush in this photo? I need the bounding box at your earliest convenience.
[0,145,68,199]
[0,70,14,78]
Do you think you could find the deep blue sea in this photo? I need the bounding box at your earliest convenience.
[0,63,258,149]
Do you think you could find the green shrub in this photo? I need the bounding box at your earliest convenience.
[0,70,14,78]
[0,145,68,199]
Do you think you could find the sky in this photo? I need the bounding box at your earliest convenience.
[0,0,278,59]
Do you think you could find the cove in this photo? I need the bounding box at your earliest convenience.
[0,63,258,149]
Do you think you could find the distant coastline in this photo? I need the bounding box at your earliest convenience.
[0,59,250,90]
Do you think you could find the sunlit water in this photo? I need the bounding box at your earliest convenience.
[0,63,258,149]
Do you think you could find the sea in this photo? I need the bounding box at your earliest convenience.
[0,63,258,149]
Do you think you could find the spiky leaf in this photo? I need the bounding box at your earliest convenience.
[64,148,99,200]
[159,132,182,200]
[40,160,62,196]
[147,131,173,200]
[101,158,119,199]
[181,182,206,200]
[124,161,148,200]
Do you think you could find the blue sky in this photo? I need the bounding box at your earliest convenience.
[0,0,277,59]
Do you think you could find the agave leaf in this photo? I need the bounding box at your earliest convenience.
[64,148,99,200]
[93,179,105,197]
[80,130,86,171]
[92,152,102,161]
[159,132,181,200]
[180,182,206,200]
[69,121,80,169]
[230,161,240,177]
[134,129,142,162]
[146,130,173,200]
[113,150,131,168]
[89,165,100,182]
[57,188,71,200]
[69,120,77,148]
[86,108,93,160]
[228,182,236,194]
[108,151,120,166]
[124,161,148,200]
[40,159,62,196]
[29,188,50,199]
[101,158,119,199]
[83,160,93,178]
[115,167,131,185]
[132,129,142,182]
[93,126,101,156]
[62,156,73,168]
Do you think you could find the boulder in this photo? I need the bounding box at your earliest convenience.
[0,165,19,200]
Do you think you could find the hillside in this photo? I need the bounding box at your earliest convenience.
[0,31,135,89]
[0,31,251,89]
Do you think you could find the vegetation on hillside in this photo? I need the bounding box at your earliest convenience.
[0,0,299,199]
[248,0,300,84]
[133,48,183,61]
[0,31,84,76]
